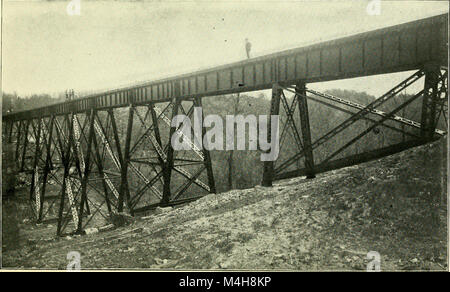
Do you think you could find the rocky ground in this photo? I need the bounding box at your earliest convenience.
[2,139,448,271]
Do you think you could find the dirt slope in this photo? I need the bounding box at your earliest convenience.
[2,139,447,270]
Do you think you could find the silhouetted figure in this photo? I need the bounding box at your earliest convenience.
[245,38,251,59]
[66,89,75,100]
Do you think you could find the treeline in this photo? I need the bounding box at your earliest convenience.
[2,92,65,114]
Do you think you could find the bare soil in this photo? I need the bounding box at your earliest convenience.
[2,139,447,271]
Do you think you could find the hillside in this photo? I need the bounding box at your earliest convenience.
[2,138,447,270]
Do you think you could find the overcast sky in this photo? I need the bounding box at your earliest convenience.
[2,1,448,98]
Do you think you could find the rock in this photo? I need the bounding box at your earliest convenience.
[155,258,168,265]
[85,227,99,235]
[219,262,230,269]
[155,206,173,215]
[298,246,309,254]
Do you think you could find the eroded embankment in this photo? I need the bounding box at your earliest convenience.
[2,139,447,270]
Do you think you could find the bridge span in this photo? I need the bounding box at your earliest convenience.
[2,13,448,236]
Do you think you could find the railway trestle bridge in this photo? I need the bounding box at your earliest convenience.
[2,13,448,236]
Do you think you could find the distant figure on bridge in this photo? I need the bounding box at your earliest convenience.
[66,89,75,101]
[245,38,251,59]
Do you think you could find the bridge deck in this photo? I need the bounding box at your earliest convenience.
[3,13,448,122]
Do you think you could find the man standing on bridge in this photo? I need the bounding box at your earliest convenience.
[66,89,75,100]
[245,38,251,59]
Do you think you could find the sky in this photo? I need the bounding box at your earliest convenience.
[2,0,448,98]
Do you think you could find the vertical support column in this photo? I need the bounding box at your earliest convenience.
[296,81,316,179]
[68,114,90,216]
[106,109,123,213]
[30,119,42,200]
[91,124,113,214]
[57,172,69,236]
[57,114,74,236]
[162,82,181,205]
[262,83,282,187]
[150,103,166,171]
[420,62,440,140]
[108,108,124,212]
[3,121,7,142]
[118,104,134,213]
[3,121,17,198]
[38,116,55,222]
[193,97,216,193]
[20,119,31,171]
[7,121,14,143]
[71,115,83,181]
[15,120,23,161]
[76,109,96,233]
[109,109,124,169]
